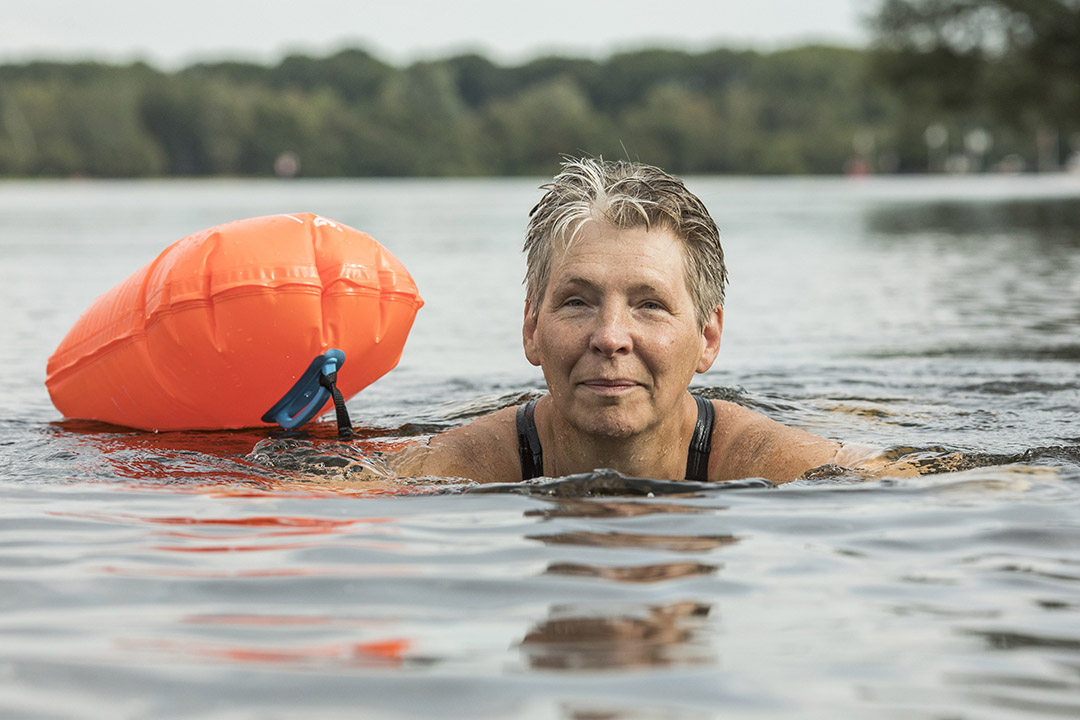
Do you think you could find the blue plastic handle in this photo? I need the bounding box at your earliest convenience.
[261,349,346,430]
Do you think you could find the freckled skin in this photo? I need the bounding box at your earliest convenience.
[524,224,710,446]
[407,222,843,484]
[519,224,718,479]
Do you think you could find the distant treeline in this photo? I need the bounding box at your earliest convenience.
[0,42,1069,177]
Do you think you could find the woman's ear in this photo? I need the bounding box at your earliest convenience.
[522,299,542,367]
[696,306,723,373]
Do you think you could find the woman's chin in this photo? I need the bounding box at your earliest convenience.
[569,409,647,440]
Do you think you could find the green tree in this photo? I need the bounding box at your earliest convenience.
[0,65,164,176]
[0,42,943,177]
[481,77,608,175]
[870,0,1080,168]
[620,82,723,172]
[372,62,480,175]
[140,78,214,174]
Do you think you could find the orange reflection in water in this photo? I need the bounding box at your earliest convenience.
[50,419,441,497]
[217,638,409,666]
[183,613,359,626]
[144,515,387,528]
[124,636,411,669]
[51,510,389,532]
[121,611,413,669]
[52,420,272,484]
[145,514,392,551]
[99,564,332,579]
[52,508,405,557]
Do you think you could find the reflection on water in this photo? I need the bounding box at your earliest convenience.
[963,628,1080,653]
[545,561,719,583]
[520,601,714,671]
[124,634,413,670]
[530,531,739,553]
[525,497,718,519]
[866,197,1080,244]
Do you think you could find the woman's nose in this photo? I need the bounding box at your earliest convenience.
[589,306,633,357]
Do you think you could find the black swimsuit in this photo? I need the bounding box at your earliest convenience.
[515,395,715,481]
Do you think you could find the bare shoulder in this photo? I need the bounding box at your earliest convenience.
[390,405,521,483]
[709,400,840,484]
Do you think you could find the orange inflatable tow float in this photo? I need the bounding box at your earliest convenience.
[46,213,423,433]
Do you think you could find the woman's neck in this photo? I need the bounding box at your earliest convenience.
[539,393,697,480]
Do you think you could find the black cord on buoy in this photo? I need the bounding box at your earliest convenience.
[318,370,354,439]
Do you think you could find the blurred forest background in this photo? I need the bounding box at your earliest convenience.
[1,0,1077,178]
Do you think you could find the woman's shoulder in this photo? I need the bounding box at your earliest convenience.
[708,399,840,483]
[396,405,522,483]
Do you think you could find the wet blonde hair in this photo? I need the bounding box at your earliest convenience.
[524,157,727,328]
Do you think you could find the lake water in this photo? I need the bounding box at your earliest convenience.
[2,176,1079,719]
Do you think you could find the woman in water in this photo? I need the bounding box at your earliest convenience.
[401,158,872,484]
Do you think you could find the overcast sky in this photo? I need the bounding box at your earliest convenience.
[2,0,871,68]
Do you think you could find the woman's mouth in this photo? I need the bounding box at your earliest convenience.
[580,379,640,395]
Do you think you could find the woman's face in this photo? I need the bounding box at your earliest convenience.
[523,222,722,439]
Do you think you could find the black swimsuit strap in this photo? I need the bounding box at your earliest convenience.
[684,394,715,482]
[516,397,544,480]
[516,395,715,482]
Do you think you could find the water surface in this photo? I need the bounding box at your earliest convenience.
[1,176,1079,718]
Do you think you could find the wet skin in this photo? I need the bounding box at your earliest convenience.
[407,222,847,484]
[521,222,722,478]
